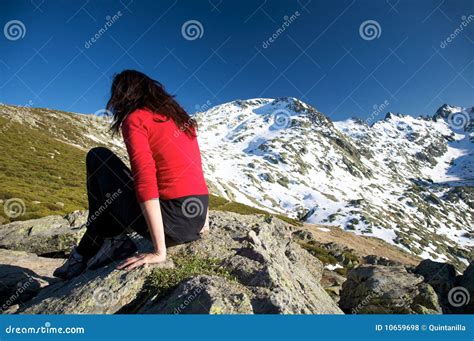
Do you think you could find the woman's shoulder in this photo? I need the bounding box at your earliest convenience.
[128,108,169,121]
[128,108,153,119]
[123,108,154,126]
[122,109,172,135]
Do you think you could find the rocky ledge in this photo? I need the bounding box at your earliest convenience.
[0,211,472,314]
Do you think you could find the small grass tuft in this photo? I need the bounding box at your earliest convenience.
[143,255,233,299]
[297,241,338,265]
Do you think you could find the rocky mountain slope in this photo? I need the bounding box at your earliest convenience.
[196,99,473,270]
[0,99,472,271]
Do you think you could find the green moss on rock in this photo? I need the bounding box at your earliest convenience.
[143,255,233,299]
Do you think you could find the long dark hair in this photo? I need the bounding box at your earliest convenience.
[106,70,197,137]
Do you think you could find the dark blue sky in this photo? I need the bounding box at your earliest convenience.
[0,0,472,121]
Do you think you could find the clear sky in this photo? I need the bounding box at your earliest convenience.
[0,0,472,121]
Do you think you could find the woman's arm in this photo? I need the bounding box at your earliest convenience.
[116,199,167,270]
[140,199,167,254]
[118,112,167,271]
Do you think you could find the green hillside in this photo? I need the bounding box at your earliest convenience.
[0,117,88,223]
[0,115,300,225]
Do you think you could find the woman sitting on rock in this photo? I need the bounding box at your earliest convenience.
[54,70,209,280]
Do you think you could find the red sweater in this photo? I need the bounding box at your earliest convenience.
[121,108,208,202]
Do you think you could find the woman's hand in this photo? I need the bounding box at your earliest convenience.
[116,252,166,271]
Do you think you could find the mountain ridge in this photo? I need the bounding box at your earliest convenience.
[0,99,472,270]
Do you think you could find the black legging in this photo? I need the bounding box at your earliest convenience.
[76,147,149,260]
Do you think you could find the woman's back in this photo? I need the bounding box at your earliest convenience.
[122,108,208,202]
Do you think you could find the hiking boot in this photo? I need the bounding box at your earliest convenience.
[87,233,137,270]
[53,248,87,280]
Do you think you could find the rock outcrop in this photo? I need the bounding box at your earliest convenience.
[414,259,457,312]
[1,209,469,315]
[0,249,63,313]
[139,275,254,314]
[454,263,474,314]
[17,260,174,314]
[164,212,342,314]
[339,265,442,314]
[0,211,87,256]
[5,211,342,314]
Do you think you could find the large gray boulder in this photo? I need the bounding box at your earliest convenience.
[340,265,442,314]
[167,212,342,314]
[0,211,87,256]
[0,249,63,313]
[139,275,253,314]
[414,259,457,309]
[456,262,474,314]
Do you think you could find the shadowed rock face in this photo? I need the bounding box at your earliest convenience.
[414,259,457,312]
[339,265,442,314]
[0,249,63,312]
[7,211,342,315]
[458,263,474,314]
[0,211,87,257]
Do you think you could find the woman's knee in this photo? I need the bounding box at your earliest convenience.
[86,147,114,168]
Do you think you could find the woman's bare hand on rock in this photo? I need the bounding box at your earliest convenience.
[116,252,166,271]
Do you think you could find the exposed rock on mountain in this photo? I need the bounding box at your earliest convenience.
[415,259,457,311]
[1,209,470,315]
[458,263,474,314]
[8,211,342,314]
[0,211,86,257]
[18,259,174,314]
[339,265,442,314]
[0,249,63,312]
[139,275,254,314]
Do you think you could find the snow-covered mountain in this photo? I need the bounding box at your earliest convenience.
[196,98,473,269]
[0,99,472,269]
